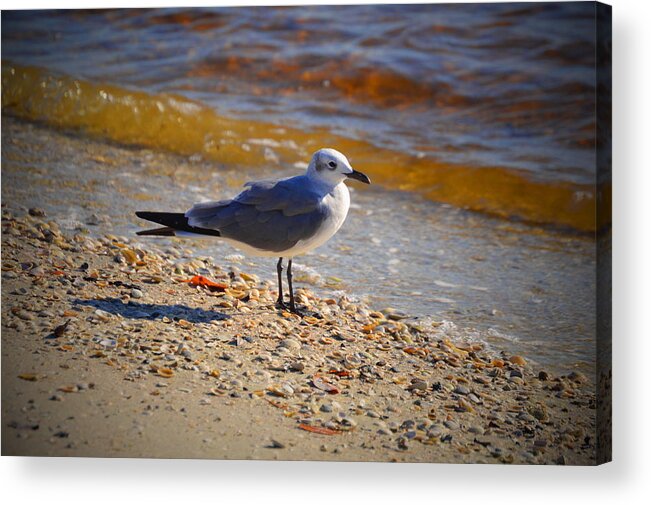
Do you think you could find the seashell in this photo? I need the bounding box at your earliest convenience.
[457,398,475,413]
[267,385,290,398]
[239,272,258,283]
[361,323,377,334]
[157,368,174,378]
[278,339,301,352]
[509,355,526,366]
[178,319,192,329]
[58,385,78,393]
[312,376,340,394]
[343,354,362,369]
[298,424,340,436]
[94,309,111,322]
[248,288,260,300]
[121,249,138,265]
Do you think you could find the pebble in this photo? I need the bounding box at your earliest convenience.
[567,371,587,384]
[454,385,470,395]
[410,379,428,391]
[529,403,549,422]
[278,339,301,353]
[28,207,46,217]
[131,288,143,299]
[517,412,536,423]
[443,420,459,430]
[340,417,357,428]
[468,393,481,404]
[289,361,305,372]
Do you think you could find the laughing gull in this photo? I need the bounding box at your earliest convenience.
[136,148,370,313]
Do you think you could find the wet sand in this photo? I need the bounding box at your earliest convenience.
[2,117,597,464]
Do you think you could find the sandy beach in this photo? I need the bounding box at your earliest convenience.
[1,117,599,464]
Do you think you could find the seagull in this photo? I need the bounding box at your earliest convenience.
[135,148,370,314]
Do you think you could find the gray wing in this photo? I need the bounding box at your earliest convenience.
[185,176,330,252]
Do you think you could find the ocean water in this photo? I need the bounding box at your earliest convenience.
[2,3,606,231]
[1,3,605,374]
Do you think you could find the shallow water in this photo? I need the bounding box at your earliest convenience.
[1,3,606,232]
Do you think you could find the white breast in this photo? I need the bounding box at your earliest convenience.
[285,182,350,257]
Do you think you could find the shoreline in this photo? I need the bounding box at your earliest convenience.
[2,209,596,464]
[0,116,598,376]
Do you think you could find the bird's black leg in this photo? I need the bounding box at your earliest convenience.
[276,257,286,308]
[287,258,297,314]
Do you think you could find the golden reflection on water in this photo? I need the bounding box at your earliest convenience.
[2,63,602,233]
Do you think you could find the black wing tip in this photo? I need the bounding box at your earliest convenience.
[135,211,221,237]
[135,211,163,219]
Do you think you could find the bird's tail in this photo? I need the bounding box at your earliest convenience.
[136,226,176,237]
[135,211,221,237]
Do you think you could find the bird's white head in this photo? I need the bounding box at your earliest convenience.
[306,148,371,187]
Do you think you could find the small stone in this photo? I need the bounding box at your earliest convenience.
[278,339,301,353]
[131,288,143,299]
[289,361,305,372]
[269,439,285,449]
[468,425,484,435]
[454,385,470,395]
[29,208,46,217]
[468,393,481,404]
[340,417,357,428]
[517,412,536,423]
[567,371,587,384]
[410,379,428,391]
[443,420,459,430]
[538,370,550,381]
[529,403,549,422]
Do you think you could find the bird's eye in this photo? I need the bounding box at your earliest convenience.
[327,161,337,170]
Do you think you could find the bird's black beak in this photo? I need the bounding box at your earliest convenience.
[346,169,371,184]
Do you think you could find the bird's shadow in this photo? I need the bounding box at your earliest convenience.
[73,298,230,324]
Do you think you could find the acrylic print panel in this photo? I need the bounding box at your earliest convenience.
[1,2,611,464]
